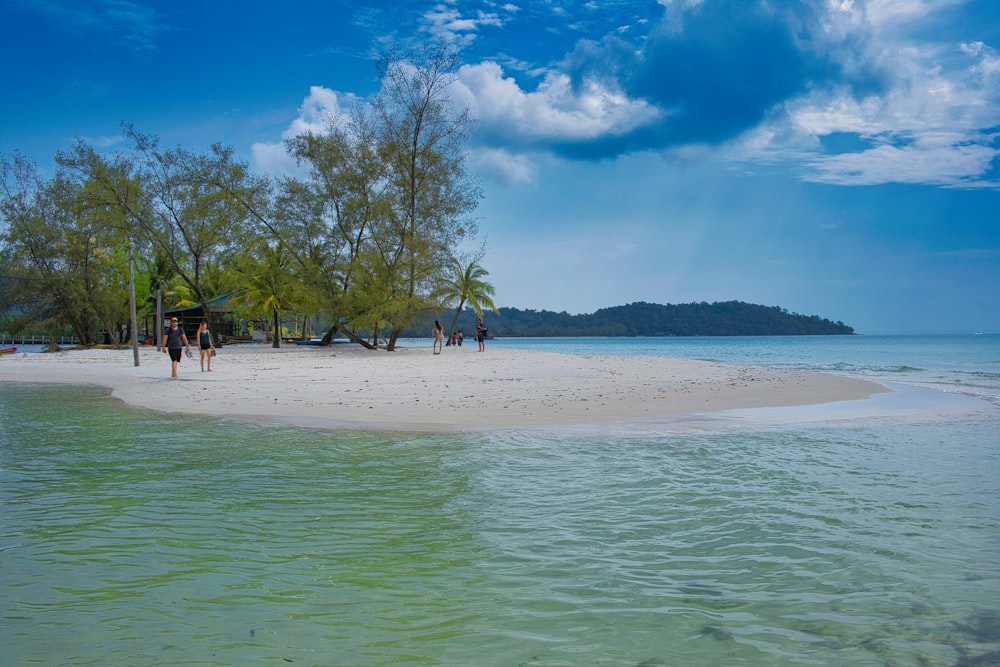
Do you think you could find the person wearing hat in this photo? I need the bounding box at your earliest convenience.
[161,317,192,378]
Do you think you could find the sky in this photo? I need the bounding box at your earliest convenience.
[2,0,999,334]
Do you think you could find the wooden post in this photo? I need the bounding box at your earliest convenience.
[128,241,140,367]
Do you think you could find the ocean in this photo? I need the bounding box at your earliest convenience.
[2,335,998,666]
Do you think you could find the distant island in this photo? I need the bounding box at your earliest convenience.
[427,301,854,337]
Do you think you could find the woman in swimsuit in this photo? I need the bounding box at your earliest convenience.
[197,321,215,372]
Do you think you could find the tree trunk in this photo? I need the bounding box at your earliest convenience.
[320,324,336,345]
[323,322,376,350]
[156,288,163,351]
[447,298,466,346]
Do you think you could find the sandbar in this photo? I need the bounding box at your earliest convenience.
[0,342,892,431]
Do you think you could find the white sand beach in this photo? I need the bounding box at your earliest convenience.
[0,342,890,431]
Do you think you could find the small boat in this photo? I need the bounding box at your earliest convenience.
[295,338,325,346]
[0,347,17,355]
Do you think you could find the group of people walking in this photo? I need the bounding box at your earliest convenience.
[164,315,490,377]
[432,318,488,354]
[161,319,215,377]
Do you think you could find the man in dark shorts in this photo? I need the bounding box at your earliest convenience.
[161,317,192,378]
[476,318,487,352]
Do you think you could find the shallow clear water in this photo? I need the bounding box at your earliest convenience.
[2,336,1000,666]
[486,334,1000,402]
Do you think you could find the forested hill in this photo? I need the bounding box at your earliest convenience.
[446,301,854,337]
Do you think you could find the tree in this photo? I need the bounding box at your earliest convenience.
[2,45,489,352]
[235,241,301,348]
[279,106,394,348]
[0,152,123,345]
[232,45,481,352]
[56,130,255,312]
[372,43,481,349]
[440,256,499,344]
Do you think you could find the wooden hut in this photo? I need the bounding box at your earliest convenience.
[161,292,248,346]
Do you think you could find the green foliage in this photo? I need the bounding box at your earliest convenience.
[233,241,305,348]
[0,153,125,344]
[414,301,855,337]
[1,46,482,348]
[368,44,481,348]
[438,257,499,341]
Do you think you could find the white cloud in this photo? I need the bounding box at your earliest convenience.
[744,2,1000,188]
[468,147,536,185]
[788,95,883,136]
[423,4,503,46]
[456,61,661,141]
[861,0,966,27]
[250,1,998,189]
[806,140,998,186]
[251,86,356,175]
[436,0,996,189]
[655,0,705,10]
[286,86,353,136]
[962,41,1000,77]
[80,134,124,148]
[251,142,296,176]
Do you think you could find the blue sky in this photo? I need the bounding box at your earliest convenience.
[2,0,999,334]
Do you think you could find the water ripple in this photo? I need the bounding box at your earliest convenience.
[2,384,998,665]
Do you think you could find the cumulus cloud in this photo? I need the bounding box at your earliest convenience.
[251,86,356,175]
[450,0,999,188]
[252,0,998,188]
[453,1,854,161]
[456,61,661,148]
[633,2,836,143]
[768,3,1000,187]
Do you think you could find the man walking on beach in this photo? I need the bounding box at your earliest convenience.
[161,318,192,378]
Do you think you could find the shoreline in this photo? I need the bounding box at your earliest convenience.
[0,343,895,432]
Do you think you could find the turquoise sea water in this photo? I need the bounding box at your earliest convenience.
[2,335,999,666]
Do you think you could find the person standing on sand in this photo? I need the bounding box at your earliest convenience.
[457,330,463,347]
[432,320,445,355]
[476,318,487,352]
[197,321,215,372]
[161,317,191,378]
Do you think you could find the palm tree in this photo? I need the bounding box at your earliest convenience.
[441,257,499,345]
[237,242,300,348]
